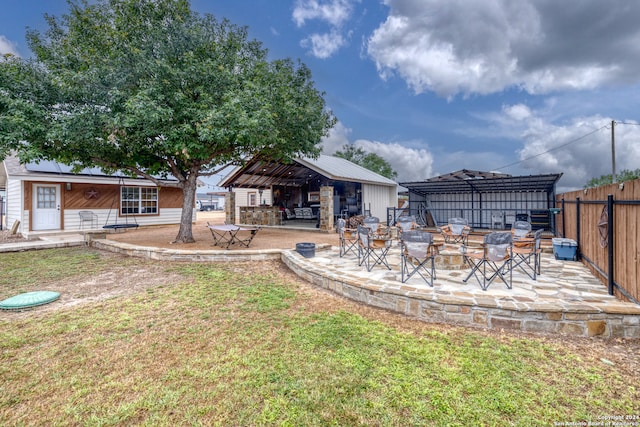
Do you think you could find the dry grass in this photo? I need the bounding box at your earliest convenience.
[1,248,639,426]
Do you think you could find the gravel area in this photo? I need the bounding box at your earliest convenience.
[105,211,340,251]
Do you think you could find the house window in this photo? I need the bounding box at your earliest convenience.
[248,192,257,206]
[120,186,158,215]
[37,187,57,209]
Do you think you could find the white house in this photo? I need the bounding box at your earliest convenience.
[0,156,191,237]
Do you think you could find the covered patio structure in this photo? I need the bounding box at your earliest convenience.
[219,155,398,232]
[399,170,562,233]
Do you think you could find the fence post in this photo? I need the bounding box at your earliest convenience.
[575,197,581,260]
[607,194,615,296]
[560,197,565,237]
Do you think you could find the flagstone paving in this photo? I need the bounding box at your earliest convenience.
[2,232,638,339]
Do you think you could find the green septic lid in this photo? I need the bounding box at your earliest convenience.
[0,291,61,310]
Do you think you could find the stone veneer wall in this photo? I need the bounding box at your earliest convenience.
[319,186,334,232]
[87,238,640,339]
[280,250,640,339]
[225,192,235,225]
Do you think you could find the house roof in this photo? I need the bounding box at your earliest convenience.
[218,154,397,189]
[2,155,175,186]
[400,170,563,195]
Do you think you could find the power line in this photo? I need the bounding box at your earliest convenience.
[494,124,609,171]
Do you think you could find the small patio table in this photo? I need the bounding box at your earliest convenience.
[207,224,260,249]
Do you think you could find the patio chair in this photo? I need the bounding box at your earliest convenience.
[511,221,532,240]
[78,210,99,229]
[511,228,543,280]
[284,208,296,220]
[357,225,393,272]
[300,207,317,220]
[396,215,418,236]
[400,230,440,286]
[363,216,380,233]
[491,211,505,229]
[462,232,513,291]
[439,217,471,245]
[337,218,358,257]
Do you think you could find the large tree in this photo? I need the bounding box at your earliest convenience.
[334,144,397,180]
[0,0,335,243]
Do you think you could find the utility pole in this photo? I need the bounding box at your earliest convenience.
[611,120,617,183]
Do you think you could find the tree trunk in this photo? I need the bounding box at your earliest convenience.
[173,177,198,244]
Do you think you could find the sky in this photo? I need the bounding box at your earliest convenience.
[2,0,640,192]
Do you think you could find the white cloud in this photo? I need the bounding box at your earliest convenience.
[355,138,434,182]
[292,0,356,27]
[503,104,533,121]
[491,106,640,191]
[292,0,359,58]
[367,0,640,98]
[300,30,347,59]
[321,121,434,182]
[320,121,352,154]
[0,35,19,56]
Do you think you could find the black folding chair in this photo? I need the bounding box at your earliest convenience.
[462,232,513,290]
[357,225,392,271]
[337,218,358,257]
[511,228,543,280]
[400,230,440,286]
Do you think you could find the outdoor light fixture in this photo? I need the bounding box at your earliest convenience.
[66,182,72,191]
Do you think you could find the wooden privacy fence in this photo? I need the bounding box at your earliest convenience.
[556,179,640,305]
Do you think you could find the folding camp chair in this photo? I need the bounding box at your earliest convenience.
[337,218,358,257]
[400,230,441,286]
[511,221,532,241]
[363,216,380,233]
[396,215,418,236]
[439,217,471,245]
[462,232,513,290]
[363,216,390,238]
[357,225,393,271]
[511,228,543,280]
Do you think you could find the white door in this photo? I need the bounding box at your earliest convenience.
[32,184,61,230]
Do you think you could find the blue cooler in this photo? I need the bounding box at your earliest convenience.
[552,238,577,261]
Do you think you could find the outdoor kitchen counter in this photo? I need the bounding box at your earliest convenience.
[239,206,283,226]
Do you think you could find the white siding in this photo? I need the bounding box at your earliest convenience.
[64,208,188,231]
[5,179,24,233]
[362,183,398,222]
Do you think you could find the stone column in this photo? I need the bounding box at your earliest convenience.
[319,186,334,232]
[225,191,236,225]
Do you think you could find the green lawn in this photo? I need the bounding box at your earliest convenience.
[0,248,637,426]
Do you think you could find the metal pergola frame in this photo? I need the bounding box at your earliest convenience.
[399,171,563,231]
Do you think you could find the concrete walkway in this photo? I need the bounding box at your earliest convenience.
[0,234,85,253]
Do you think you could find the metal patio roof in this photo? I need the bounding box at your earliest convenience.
[400,170,563,195]
[218,154,397,189]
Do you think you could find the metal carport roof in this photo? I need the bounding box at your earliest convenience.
[400,170,563,195]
